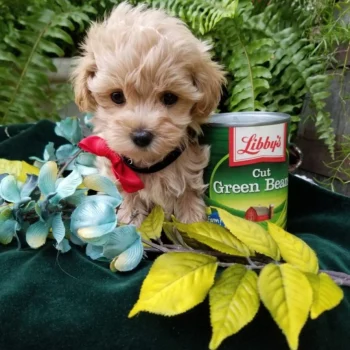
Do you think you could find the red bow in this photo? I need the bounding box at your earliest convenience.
[78,136,144,193]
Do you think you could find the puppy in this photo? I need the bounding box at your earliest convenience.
[72,3,225,226]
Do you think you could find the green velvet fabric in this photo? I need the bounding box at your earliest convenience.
[0,122,349,350]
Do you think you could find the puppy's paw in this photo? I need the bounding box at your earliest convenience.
[177,209,207,224]
[174,192,207,224]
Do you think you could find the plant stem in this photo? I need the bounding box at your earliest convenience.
[143,240,350,287]
[14,232,21,250]
[57,150,83,177]
[144,242,270,263]
[2,22,52,124]
[142,239,168,253]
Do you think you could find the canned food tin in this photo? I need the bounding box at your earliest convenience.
[201,112,291,228]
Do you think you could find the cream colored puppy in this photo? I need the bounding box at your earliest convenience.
[72,3,225,225]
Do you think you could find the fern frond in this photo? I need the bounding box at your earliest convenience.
[227,37,274,111]
[0,0,96,125]
[247,2,335,156]
[143,0,239,35]
[211,1,273,112]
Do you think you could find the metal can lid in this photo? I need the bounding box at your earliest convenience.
[206,112,291,127]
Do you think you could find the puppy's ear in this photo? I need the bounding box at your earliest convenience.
[71,51,97,112]
[191,50,226,124]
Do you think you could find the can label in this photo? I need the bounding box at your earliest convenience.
[204,122,288,228]
[229,123,287,166]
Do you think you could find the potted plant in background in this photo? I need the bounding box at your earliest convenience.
[296,0,350,193]
[0,0,349,193]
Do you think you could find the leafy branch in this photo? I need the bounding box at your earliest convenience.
[142,237,350,287]
[133,204,347,350]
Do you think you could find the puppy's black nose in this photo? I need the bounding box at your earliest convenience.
[131,130,154,147]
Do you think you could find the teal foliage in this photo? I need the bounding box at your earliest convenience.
[0,116,144,273]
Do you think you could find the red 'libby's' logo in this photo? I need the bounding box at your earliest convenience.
[229,123,287,167]
[237,134,282,155]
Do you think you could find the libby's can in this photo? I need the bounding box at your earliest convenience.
[201,112,290,228]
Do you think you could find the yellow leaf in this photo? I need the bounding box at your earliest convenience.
[129,252,218,317]
[305,272,344,319]
[166,219,196,249]
[174,220,250,257]
[258,263,313,350]
[214,207,280,260]
[206,207,212,215]
[0,159,39,182]
[162,222,179,245]
[0,206,12,220]
[268,222,319,273]
[209,265,259,350]
[138,205,164,241]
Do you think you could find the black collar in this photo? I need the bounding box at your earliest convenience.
[122,148,183,174]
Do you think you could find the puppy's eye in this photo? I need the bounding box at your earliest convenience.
[111,91,126,105]
[161,92,178,106]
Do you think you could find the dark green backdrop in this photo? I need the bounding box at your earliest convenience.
[0,121,349,350]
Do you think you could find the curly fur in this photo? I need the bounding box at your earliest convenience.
[72,3,226,225]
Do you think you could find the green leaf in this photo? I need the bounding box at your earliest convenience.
[174,220,250,256]
[110,237,143,272]
[138,205,164,241]
[26,220,50,248]
[129,252,218,317]
[38,39,64,56]
[51,16,74,30]
[144,0,239,35]
[0,51,18,64]
[258,263,313,350]
[209,265,260,350]
[214,207,280,260]
[45,27,74,44]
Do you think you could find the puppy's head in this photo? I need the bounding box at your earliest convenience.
[72,3,225,165]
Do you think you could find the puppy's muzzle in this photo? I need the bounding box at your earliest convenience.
[130,129,154,148]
